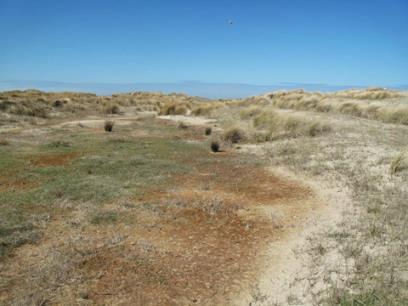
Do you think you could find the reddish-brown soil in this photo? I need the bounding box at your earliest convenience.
[0,176,37,192]
[75,152,313,305]
[30,152,80,167]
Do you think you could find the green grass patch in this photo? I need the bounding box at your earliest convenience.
[90,211,118,225]
[0,126,208,258]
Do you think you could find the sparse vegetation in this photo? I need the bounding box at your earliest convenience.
[205,127,212,135]
[0,139,9,145]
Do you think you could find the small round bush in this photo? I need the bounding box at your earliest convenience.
[205,127,212,135]
[105,104,120,114]
[0,139,10,146]
[53,100,63,108]
[104,121,114,132]
[210,141,220,152]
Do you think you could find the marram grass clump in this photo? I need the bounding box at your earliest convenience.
[223,127,247,144]
[390,151,408,174]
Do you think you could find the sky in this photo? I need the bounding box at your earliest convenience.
[0,0,407,91]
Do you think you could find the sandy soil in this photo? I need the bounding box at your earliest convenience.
[158,115,217,126]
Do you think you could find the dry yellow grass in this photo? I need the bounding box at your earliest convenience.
[263,88,408,125]
[197,104,331,144]
[0,90,200,120]
[390,150,408,174]
[191,101,226,116]
[159,102,190,115]
[222,127,247,144]
[334,87,402,100]
[252,108,330,138]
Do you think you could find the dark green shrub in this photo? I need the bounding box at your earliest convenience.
[211,141,220,152]
[104,121,114,132]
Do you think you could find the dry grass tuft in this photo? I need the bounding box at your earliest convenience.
[191,102,225,117]
[239,106,264,120]
[390,151,408,174]
[0,139,10,146]
[223,127,247,144]
[178,121,188,129]
[104,104,120,114]
[252,109,331,139]
[159,102,190,115]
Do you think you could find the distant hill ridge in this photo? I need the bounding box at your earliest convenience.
[1,80,407,99]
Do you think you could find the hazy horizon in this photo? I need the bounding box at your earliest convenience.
[1,80,407,99]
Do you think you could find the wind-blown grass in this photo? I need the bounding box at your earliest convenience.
[263,88,408,125]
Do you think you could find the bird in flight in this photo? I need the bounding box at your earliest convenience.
[228,19,234,25]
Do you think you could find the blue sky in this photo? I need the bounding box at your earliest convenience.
[1,0,407,88]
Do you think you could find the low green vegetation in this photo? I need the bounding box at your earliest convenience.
[90,211,118,225]
[0,122,205,259]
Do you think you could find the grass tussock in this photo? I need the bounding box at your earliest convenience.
[193,104,331,144]
[159,102,191,115]
[222,127,247,144]
[191,102,225,116]
[390,151,408,174]
[0,139,10,146]
[251,108,331,139]
[104,104,120,114]
[52,99,64,108]
[239,106,264,120]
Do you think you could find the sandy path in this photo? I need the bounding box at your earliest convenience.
[157,114,217,126]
